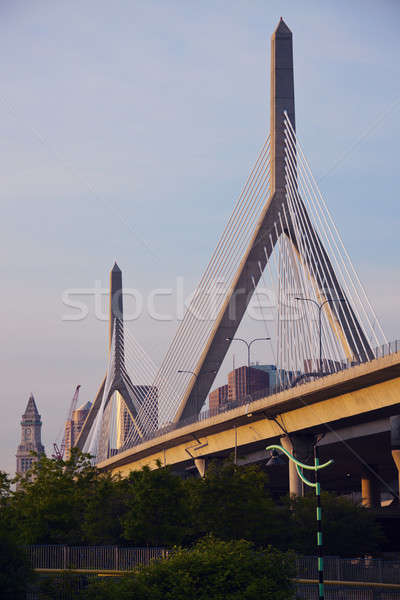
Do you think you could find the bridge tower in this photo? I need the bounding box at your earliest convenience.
[76,263,158,457]
[173,18,372,427]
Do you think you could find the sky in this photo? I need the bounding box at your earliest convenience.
[1,0,399,474]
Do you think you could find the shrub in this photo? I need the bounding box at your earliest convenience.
[82,536,295,600]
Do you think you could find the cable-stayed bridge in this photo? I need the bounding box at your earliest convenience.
[76,19,400,504]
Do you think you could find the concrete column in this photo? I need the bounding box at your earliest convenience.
[281,434,314,497]
[391,450,400,496]
[390,416,400,498]
[361,466,380,508]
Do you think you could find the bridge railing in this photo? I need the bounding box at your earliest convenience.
[374,339,400,359]
[119,338,400,454]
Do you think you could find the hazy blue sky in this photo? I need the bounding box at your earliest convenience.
[1,0,399,473]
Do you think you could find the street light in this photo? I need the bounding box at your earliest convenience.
[295,297,346,373]
[266,443,333,600]
[225,336,271,369]
[226,336,271,396]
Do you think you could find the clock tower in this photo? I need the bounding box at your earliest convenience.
[16,393,45,476]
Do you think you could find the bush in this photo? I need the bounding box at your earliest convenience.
[82,536,295,600]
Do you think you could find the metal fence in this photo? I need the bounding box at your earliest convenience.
[296,556,400,585]
[25,549,400,599]
[26,545,168,571]
[295,582,400,599]
[27,547,400,582]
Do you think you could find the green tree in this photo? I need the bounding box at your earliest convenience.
[0,471,11,502]
[288,491,385,556]
[121,464,190,546]
[82,536,295,600]
[186,461,290,547]
[10,449,98,545]
[82,473,129,545]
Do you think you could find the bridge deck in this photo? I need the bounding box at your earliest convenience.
[98,351,400,475]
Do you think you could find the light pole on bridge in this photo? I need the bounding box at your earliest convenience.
[294,297,346,374]
[225,337,271,395]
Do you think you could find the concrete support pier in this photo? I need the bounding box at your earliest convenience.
[281,434,314,497]
[361,466,381,508]
[390,416,400,498]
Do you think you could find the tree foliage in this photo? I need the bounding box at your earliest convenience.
[82,536,295,600]
[186,461,290,547]
[8,449,98,545]
[287,491,385,557]
[121,464,190,546]
[0,451,386,557]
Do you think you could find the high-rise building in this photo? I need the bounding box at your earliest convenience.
[64,401,92,460]
[227,366,269,402]
[209,384,229,412]
[16,394,45,476]
[209,367,269,411]
[251,364,279,389]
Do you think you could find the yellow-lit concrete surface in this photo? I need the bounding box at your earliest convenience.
[97,351,400,477]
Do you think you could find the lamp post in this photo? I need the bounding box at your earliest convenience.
[266,443,333,600]
[226,337,270,395]
[294,297,345,373]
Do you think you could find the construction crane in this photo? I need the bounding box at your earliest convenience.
[52,385,81,460]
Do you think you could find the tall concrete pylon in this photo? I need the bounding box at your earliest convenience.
[270,17,295,199]
[109,262,123,350]
[174,18,372,424]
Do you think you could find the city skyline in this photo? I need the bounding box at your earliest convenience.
[1,1,400,473]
